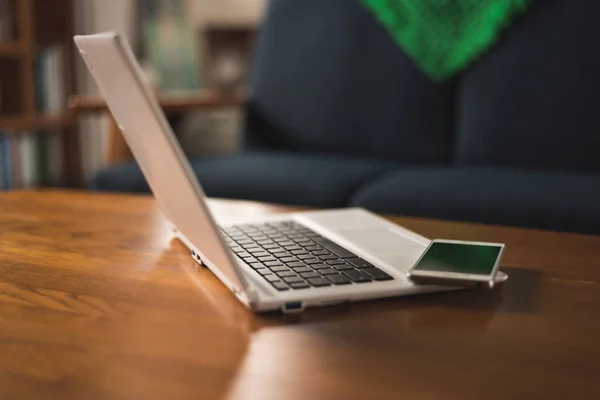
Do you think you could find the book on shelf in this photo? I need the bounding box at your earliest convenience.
[0,0,13,43]
[0,132,63,191]
[36,45,66,114]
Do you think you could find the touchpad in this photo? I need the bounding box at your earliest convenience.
[337,228,426,254]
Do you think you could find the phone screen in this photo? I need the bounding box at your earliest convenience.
[413,242,502,276]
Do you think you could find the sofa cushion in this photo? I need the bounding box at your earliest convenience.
[351,167,600,235]
[91,151,393,208]
[456,0,600,172]
[244,0,455,164]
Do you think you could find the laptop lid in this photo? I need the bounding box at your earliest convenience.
[74,32,248,292]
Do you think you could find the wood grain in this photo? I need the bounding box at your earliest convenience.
[1,190,599,400]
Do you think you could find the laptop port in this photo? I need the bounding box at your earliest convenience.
[282,301,304,313]
[191,250,202,264]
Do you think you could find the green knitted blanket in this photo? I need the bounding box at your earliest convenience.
[360,0,535,81]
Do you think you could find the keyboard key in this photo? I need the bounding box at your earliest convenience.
[263,243,280,250]
[311,237,356,258]
[307,277,332,287]
[311,263,330,270]
[250,234,269,240]
[327,274,352,285]
[319,268,338,275]
[267,232,285,238]
[236,239,253,245]
[255,268,271,276]
[276,271,298,278]
[249,263,264,270]
[239,224,259,232]
[267,247,285,253]
[333,264,354,271]
[239,223,258,229]
[272,281,290,291]
[305,245,322,251]
[280,256,298,263]
[264,274,280,282]
[237,252,251,258]
[249,251,270,257]
[244,246,262,252]
[300,272,321,279]
[319,255,338,261]
[305,232,322,238]
[270,266,289,272]
[273,237,289,243]
[312,250,331,256]
[284,245,302,251]
[292,266,313,273]
[362,267,394,281]
[278,241,295,247]
[242,257,257,264]
[258,256,277,262]
[304,259,321,265]
[230,246,243,253]
[290,281,311,289]
[286,261,306,268]
[298,254,315,260]
[257,239,274,245]
[327,259,346,265]
[291,249,309,255]
[272,252,292,258]
[343,269,372,283]
[283,276,305,284]
[347,257,375,269]
[295,240,313,246]
[264,261,283,267]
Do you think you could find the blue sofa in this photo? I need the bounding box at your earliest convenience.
[93,0,600,235]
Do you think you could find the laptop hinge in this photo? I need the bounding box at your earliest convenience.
[244,287,259,304]
[233,285,258,306]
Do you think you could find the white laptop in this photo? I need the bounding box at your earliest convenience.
[74,32,462,313]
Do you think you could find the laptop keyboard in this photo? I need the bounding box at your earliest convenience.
[221,221,393,291]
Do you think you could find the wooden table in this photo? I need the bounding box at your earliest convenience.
[1,191,599,399]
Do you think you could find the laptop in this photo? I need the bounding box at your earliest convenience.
[74,32,459,313]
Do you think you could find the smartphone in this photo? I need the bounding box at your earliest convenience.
[407,239,505,288]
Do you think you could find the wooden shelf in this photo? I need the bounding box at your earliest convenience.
[69,90,248,114]
[0,113,75,131]
[70,91,248,112]
[0,42,25,57]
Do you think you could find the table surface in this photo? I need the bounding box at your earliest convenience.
[1,190,599,400]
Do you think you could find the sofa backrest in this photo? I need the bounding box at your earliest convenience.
[456,0,600,172]
[244,0,455,164]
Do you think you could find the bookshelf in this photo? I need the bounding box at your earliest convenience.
[0,0,81,189]
[0,41,24,56]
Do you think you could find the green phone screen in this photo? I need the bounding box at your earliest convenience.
[413,242,502,275]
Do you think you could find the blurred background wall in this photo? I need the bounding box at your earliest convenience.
[76,0,266,183]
